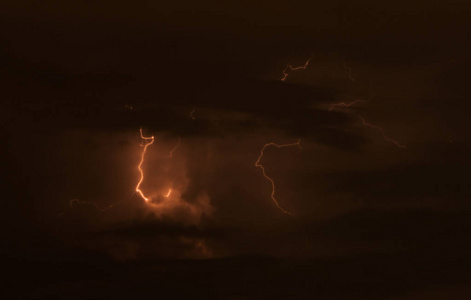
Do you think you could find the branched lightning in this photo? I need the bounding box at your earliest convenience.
[62,128,179,217]
[325,80,405,148]
[281,54,313,82]
[259,53,406,217]
[136,128,155,202]
[359,116,407,148]
[329,100,366,111]
[255,139,302,216]
[134,129,179,204]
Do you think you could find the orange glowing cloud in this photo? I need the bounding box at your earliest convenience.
[134,129,213,225]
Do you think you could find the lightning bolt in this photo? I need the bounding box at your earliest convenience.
[359,116,407,148]
[62,128,176,216]
[67,199,119,212]
[343,61,355,82]
[281,54,313,82]
[167,136,181,159]
[328,101,406,148]
[59,189,135,217]
[329,100,366,111]
[135,130,179,204]
[136,128,155,202]
[255,139,301,216]
[160,137,181,199]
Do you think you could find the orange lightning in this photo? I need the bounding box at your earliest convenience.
[281,54,313,82]
[67,199,118,211]
[359,116,407,149]
[59,191,135,216]
[343,61,355,82]
[167,136,181,158]
[329,100,366,111]
[325,61,405,149]
[165,188,172,198]
[136,128,155,202]
[255,139,301,216]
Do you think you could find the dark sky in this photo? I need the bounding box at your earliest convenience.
[2,1,471,299]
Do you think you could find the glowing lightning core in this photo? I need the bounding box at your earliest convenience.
[255,139,301,216]
[281,54,313,82]
[359,116,407,149]
[136,128,155,202]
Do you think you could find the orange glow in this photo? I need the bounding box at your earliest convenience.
[281,54,313,81]
[165,188,172,198]
[255,139,301,216]
[329,100,366,111]
[136,128,155,202]
[359,116,407,149]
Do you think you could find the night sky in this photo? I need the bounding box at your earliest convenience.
[2,1,471,299]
